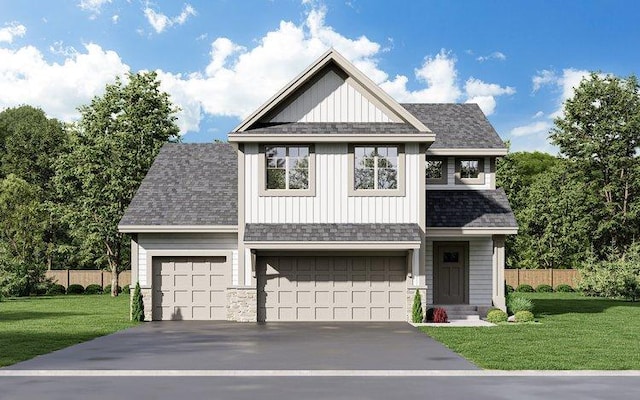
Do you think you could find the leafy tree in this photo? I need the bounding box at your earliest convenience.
[579,243,640,301]
[54,71,179,296]
[551,73,640,255]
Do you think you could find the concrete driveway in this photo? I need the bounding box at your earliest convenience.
[8,321,476,370]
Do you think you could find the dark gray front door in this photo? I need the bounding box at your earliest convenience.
[434,242,468,304]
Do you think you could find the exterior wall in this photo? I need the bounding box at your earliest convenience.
[226,287,257,322]
[427,156,495,190]
[244,142,422,224]
[136,233,238,287]
[425,236,494,305]
[270,69,393,123]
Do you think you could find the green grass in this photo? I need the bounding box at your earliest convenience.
[0,294,137,367]
[420,293,640,370]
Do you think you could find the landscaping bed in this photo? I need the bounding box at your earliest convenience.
[420,293,640,369]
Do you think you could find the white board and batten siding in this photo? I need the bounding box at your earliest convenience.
[269,69,394,123]
[137,233,238,287]
[427,156,495,190]
[244,143,421,224]
[425,237,494,305]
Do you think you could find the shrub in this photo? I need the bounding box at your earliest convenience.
[122,285,131,294]
[104,284,122,295]
[425,307,435,322]
[514,310,535,323]
[516,284,534,293]
[536,284,554,293]
[131,282,145,322]
[507,293,534,315]
[46,284,66,295]
[66,284,84,294]
[486,309,508,323]
[505,284,515,294]
[85,284,103,294]
[556,284,574,292]
[433,308,448,323]
[411,290,424,323]
[579,247,640,301]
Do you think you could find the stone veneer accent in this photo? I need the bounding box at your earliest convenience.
[406,287,428,322]
[226,287,257,322]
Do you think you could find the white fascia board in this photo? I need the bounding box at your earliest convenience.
[118,225,238,234]
[244,241,421,250]
[228,133,436,143]
[427,148,509,156]
[426,227,518,237]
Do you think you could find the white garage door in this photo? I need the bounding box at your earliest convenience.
[258,255,407,322]
[152,256,229,320]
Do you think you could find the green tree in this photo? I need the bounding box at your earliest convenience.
[551,73,640,255]
[54,71,179,296]
[411,290,424,323]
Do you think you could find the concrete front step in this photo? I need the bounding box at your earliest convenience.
[447,314,481,321]
[432,305,482,321]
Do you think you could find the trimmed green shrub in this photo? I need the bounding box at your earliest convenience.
[122,285,131,294]
[66,284,84,294]
[579,246,640,301]
[433,308,448,323]
[515,310,535,323]
[507,293,534,315]
[536,284,554,293]
[556,284,574,292]
[516,284,534,293]
[46,284,66,295]
[85,284,103,294]
[486,309,508,323]
[505,284,515,293]
[131,282,145,322]
[425,307,435,322]
[411,290,424,323]
[104,284,122,294]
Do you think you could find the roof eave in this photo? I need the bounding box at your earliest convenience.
[427,148,509,156]
[426,227,518,236]
[243,241,421,250]
[228,133,436,143]
[118,225,238,234]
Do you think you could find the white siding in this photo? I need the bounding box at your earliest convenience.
[245,143,421,224]
[427,156,495,190]
[270,69,394,123]
[137,233,237,286]
[425,237,493,305]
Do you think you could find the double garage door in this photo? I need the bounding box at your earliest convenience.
[152,254,407,321]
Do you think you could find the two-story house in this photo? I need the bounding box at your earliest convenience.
[119,49,517,322]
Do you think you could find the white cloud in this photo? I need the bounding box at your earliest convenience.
[510,121,552,137]
[532,68,590,118]
[112,14,119,24]
[78,0,111,16]
[533,111,544,118]
[463,77,515,115]
[0,43,129,121]
[0,22,27,43]
[476,51,506,62]
[144,3,196,34]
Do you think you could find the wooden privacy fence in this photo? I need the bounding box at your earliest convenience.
[505,269,580,289]
[46,270,131,289]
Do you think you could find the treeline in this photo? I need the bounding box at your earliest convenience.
[0,72,180,297]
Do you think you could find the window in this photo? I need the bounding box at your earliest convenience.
[354,146,398,190]
[426,157,447,184]
[455,158,485,184]
[265,145,310,190]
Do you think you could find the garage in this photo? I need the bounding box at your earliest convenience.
[257,255,407,322]
[152,256,229,321]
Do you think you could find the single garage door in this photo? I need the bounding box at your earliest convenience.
[152,256,229,320]
[258,255,407,322]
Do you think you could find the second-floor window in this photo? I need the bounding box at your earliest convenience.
[426,157,447,184]
[459,159,480,179]
[354,146,398,190]
[265,145,309,190]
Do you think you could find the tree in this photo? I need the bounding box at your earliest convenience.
[550,73,640,255]
[131,282,145,321]
[411,290,423,323]
[54,71,180,296]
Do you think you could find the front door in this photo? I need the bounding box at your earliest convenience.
[434,242,468,304]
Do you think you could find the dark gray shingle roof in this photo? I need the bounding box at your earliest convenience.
[244,223,421,242]
[119,143,237,226]
[245,122,419,135]
[401,103,506,149]
[426,189,517,228]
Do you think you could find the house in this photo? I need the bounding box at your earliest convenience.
[118,49,517,322]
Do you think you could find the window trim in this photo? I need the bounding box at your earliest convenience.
[259,144,316,197]
[455,157,485,185]
[348,144,406,197]
[426,157,448,185]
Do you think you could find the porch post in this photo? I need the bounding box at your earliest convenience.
[492,235,506,311]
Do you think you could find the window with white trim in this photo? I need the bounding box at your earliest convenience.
[265,145,310,190]
[354,145,399,190]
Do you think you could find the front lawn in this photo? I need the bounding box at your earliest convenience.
[420,293,640,369]
[0,295,137,367]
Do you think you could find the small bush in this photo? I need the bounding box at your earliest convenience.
[425,308,435,322]
[516,284,534,293]
[131,282,145,322]
[46,284,66,295]
[505,284,515,294]
[85,284,103,294]
[66,284,85,294]
[556,284,574,292]
[507,293,534,315]
[122,285,131,294]
[579,244,640,301]
[486,309,508,323]
[536,284,554,293]
[515,310,535,323]
[411,290,424,323]
[104,284,122,295]
[433,308,448,323]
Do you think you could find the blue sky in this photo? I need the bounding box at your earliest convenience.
[0,0,638,153]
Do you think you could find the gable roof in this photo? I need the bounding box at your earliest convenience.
[118,143,237,230]
[230,48,430,134]
[402,103,507,152]
[426,189,517,229]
